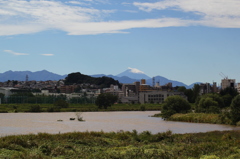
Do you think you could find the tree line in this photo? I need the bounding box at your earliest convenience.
[161,84,240,125]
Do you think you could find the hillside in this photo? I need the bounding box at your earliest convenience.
[64,72,121,88]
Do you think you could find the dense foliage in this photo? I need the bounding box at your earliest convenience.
[64,72,121,88]
[53,99,69,108]
[177,84,200,103]
[95,93,118,109]
[230,95,240,125]
[161,95,191,119]
[1,130,240,158]
[220,87,239,106]
[0,93,4,103]
[0,103,161,113]
[195,94,225,114]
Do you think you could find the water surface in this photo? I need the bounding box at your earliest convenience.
[0,111,239,136]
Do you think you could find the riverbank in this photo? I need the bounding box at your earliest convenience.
[0,130,240,158]
[153,112,236,126]
[0,103,161,113]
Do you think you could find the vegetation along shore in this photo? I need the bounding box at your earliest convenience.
[0,103,161,113]
[0,130,240,158]
[153,86,240,126]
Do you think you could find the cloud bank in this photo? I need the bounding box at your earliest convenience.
[0,0,239,36]
[133,0,240,28]
[4,50,29,55]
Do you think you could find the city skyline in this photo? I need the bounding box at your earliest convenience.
[1,0,240,85]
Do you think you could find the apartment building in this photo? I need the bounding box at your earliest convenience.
[221,79,235,90]
[139,91,186,104]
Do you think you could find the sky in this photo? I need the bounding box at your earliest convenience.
[1,0,240,86]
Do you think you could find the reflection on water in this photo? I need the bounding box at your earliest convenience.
[0,111,239,136]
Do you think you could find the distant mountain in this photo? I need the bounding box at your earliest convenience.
[91,74,195,88]
[0,70,67,82]
[0,69,200,88]
[116,67,151,80]
[188,82,202,88]
[146,76,188,88]
[114,68,192,87]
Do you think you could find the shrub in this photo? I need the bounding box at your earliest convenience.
[95,93,118,109]
[140,105,145,111]
[230,95,240,125]
[29,105,41,112]
[195,94,224,113]
[161,95,191,119]
[54,100,69,108]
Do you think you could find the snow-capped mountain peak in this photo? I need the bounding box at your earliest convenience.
[128,67,144,74]
[116,67,151,80]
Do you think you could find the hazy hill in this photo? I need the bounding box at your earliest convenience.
[0,69,199,88]
[65,72,121,88]
[0,70,66,82]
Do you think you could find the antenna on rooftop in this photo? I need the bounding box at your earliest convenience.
[152,77,155,87]
[26,75,28,83]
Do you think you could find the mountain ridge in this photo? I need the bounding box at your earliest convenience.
[0,70,67,81]
[0,70,199,88]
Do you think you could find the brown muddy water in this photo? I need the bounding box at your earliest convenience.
[0,111,239,136]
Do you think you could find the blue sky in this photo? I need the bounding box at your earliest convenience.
[1,0,240,85]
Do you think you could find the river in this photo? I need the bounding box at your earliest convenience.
[0,111,239,136]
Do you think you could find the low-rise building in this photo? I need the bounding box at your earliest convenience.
[139,90,186,104]
[0,87,16,97]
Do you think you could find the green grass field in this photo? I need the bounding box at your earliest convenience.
[0,130,240,158]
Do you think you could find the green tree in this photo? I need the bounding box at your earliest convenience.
[220,87,239,98]
[95,93,118,109]
[54,99,69,108]
[230,95,240,125]
[197,97,219,113]
[29,105,41,112]
[220,87,239,107]
[177,86,186,92]
[195,94,224,113]
[192,84,200,103]
[161,95,191,119]
[184,89,194,103]
[0,93,4,103]
[222,94,233,107]
[64,72,121,88]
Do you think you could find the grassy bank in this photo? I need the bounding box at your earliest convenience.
[153,113,234,125]
[0,130,240,158]
[168,113,221,124]
[0,103,161,113]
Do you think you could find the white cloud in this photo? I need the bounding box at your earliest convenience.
[63,18,191,35]
[0,0,193,36]
[133,0,240,28]
[4,50,29,55]
[67,1,90,6]
[133,0,240,16]
[41,54,54,56]
[0,25,47,36]
[0,0,239,36]
[128,67,144,74]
